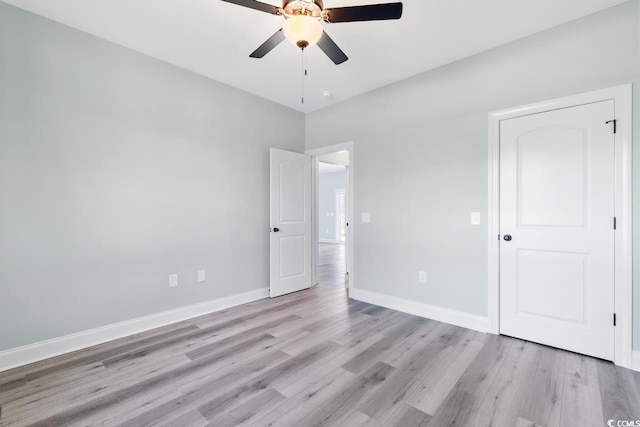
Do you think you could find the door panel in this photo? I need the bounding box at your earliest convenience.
[499,100,615,361]
[516,249,587,323]
[518,128,586,227]
[270,148,311,298]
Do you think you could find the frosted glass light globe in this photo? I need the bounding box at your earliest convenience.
[283,15,323,48]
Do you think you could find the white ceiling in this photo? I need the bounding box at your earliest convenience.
[2,0,628,112]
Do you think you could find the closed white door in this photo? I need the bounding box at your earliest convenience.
[499,100,615,361]
[270,148,312,298]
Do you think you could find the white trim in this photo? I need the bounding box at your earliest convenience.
[351,289,490,333]
[0,288,269,373]
[306,142,354,294]
[487,84,633,369]
[632,350,640,373]
[336,188,345,243]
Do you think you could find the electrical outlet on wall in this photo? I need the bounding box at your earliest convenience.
[419,271,428,283]
[471,212,481,225]
[197,270,206,282]
[169,273,179,287]
[362,212,371,223]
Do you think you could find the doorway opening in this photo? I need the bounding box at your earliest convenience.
[318,161,347,287]
[306,143,354,293]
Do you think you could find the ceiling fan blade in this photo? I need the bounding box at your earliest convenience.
[323,2,403,23]
[317,31,348,65]
[249,28,286,58]
[220,0,281,15]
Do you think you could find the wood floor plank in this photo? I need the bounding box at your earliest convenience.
[339,409,373,427]
[517,345,566,427]
[382,402,432,427]
[341,317,427,375]
[356,335,455,420]
[243,366,354,427]
[275,332,387,398]
[206,388,286,427]
[406,332,484,415]
[196,341,343,420]
[470,340,541,427]
[276,361,396,427]
[596,358,640,422]
[515,417,544,427]
[424,334,513,427]
[156,409,209,427]
[560,353,605,427]
[2,353,191,426]
[117,349,292,427]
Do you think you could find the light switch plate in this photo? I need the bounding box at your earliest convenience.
[471,212,481,225]
[197,270,206,282]
[169,273,178,287]
[362,212,371,223]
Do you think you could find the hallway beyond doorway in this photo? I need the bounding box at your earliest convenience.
[319,243,347,288]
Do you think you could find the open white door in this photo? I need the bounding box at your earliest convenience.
[270,148,312,298]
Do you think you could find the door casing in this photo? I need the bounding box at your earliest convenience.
[487,84,633,368]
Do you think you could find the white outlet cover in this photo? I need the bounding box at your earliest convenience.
[362,212,371,223]
[471,212,481,225]
[197,270,206,282]
[419,271,428,283]
[169,273,178,287]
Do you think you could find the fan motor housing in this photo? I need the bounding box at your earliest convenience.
[283,0,323,18]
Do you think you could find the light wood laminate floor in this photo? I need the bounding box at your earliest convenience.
[1,283,639,425]
[319,243,347,288]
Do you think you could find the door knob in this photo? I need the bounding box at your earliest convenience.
[273,227,280,233]
[503,234,512,241]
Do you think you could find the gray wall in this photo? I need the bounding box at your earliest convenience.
[319,168,346,242]
[306,1,640,348]
[0,2,305,351]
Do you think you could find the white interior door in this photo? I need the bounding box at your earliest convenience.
[270,148,312,298]
[499,100,615,361]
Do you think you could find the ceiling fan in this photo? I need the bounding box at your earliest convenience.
[221,0,403,65]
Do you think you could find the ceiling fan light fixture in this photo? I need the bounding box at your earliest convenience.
[283,15,323,48]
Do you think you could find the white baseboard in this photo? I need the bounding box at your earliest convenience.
[0,288,269,373]
[350,288,490,333]
[632,350,640,372]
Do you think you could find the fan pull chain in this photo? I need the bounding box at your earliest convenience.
[301,46,308,104]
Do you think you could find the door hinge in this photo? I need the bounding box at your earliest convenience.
[613,313,617,326]
[614,217,617,230]
[606,119,617,134]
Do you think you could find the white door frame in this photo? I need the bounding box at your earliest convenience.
[306,142,354,294]
[335,189,346,243]
[487,84,633,368]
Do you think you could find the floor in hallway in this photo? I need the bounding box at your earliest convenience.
[319,243,346,287]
